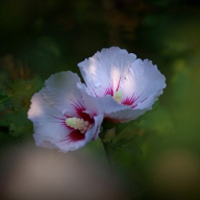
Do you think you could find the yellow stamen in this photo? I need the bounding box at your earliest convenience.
[113,90,123,104]
[66,117,92,133]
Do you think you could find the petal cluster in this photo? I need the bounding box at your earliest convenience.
[28,47,166,152]
[28,72,103,152]
[78,47,166,122]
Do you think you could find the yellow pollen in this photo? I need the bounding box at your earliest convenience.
[66,117,92,133]
[113,90,123,103]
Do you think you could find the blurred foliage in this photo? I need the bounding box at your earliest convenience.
[1,0,200,199]
[0,74,43,144]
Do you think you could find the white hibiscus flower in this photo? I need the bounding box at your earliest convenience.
[78,47,166,122]
[28,72,104,152]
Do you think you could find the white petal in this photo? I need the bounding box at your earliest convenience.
[42,72,83,116]
[135,89,163,110]
[77,83,104,116]
[28,92,68,142]
[78,47,136,97]
[120,59,166,107]
[97,95,147,122]
[91,115,104,140]
[106,105,151,122]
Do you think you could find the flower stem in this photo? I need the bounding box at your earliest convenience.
[99,132,114,185]
[101,138,112,168]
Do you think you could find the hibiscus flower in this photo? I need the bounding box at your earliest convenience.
[28,72,104,152]
[78,47,166,122]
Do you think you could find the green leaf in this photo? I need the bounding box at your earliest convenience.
[116,138,131,146]
[3,108,32,137]
[0,104,6,112]
[0,119,9,127]
[115,121,132,135]
[0,78,43,109]
[0,78,42,140]
[123,146,143,156]
[106,134,143,157]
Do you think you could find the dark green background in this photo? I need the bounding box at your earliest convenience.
[0,0,200,199]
